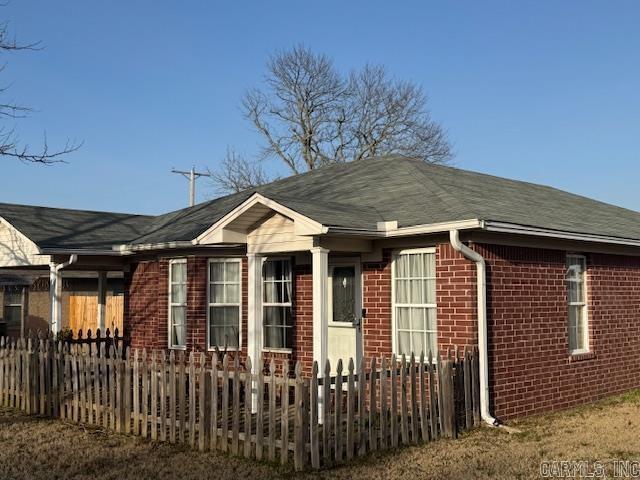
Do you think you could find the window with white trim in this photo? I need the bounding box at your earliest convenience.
[566,255,588,353]
[2,286,24,336]
[393,248,437,357]
[262,258,293,350]
[208,258,241,349]
[169,259,187,349]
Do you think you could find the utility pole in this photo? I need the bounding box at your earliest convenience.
[171,166,212,207]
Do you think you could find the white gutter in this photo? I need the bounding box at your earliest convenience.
[449,230,498,427]
[484,221,640,248]
[326,219,484,238]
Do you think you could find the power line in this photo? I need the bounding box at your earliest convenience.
[171,166,212,207]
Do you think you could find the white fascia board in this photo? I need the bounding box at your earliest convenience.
[484,221,640,248]
[193,192,328,245]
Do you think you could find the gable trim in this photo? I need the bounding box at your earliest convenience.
[193,193,328,245]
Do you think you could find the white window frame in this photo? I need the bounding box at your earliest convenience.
[168,258,187,350]
[391,247,437,360]
[207,257,243,351]
[566,254,589,354]
[261,256,293,353]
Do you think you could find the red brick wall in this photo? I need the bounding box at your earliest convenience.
[125,260,161,350]
[293,264,313,374]
[362,250,393,359]
[479,244,640,419]
[436,244,477,353]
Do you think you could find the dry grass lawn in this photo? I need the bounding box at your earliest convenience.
[2,391,640,480]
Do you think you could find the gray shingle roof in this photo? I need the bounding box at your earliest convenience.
[3,155,640,251]
[0,203,152,250]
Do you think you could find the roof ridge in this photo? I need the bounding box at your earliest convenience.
[404,160,476,220]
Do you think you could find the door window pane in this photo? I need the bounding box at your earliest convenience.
[332,266,355,323]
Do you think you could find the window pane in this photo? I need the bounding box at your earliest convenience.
[398,331,411,356]
[396,254,408,278]
[225,284,239,303]
[427,332,438,357]
[4,306,21,327]
[171,283,186,304]
[3,289,22,305]
[171,306,186,347]
[411,307,425,331]
[210,262,224,282]
[225,261,240,281]
[412,332,425,357]
[425,279,436,304]
[207,283,222,303]
[264,306,291,326]
[569,306,584,350]
[396,280,408,303]
[397,307,410,329]
[264,260,275,281]
[409,254,423,278]
[209,326,239,348]
[263,281,275,303]
[410,279,422,304]
[426,308,437,331]
[425,253,435,277]
[171,262,186,283]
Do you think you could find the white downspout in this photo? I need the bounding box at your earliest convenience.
[449,230,498,426]
[49,254,78,334]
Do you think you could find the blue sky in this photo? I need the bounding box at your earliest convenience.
[1,1,639,214]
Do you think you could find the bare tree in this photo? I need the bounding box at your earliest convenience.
[208,148,273,195]
[0,18,79,163]
[212,45,451,193]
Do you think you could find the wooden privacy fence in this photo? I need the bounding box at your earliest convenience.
[0,338,481,471]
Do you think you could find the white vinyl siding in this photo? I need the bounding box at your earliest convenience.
[566,255,588,353]
[208,258,242,349]
[262,258,293,350]
[392,248,437,357]
[168,259,187,349]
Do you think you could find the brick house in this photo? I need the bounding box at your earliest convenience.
[2,155,640,422]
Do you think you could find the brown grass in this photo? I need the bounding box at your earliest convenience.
[2,391,640,480]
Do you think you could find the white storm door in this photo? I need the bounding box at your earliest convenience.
[327,260,363,372]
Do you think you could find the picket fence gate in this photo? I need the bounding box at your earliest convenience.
[0,336,481,471]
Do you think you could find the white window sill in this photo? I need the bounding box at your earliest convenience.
[569,350,595,363]
[208,347,242,353]
[262,348,292,354]
[169,346,187,351]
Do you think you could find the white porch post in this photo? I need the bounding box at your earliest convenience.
[97,271,107,332]
[247,253,263,412]
[49,262,62,335]
[311,246,329,422]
